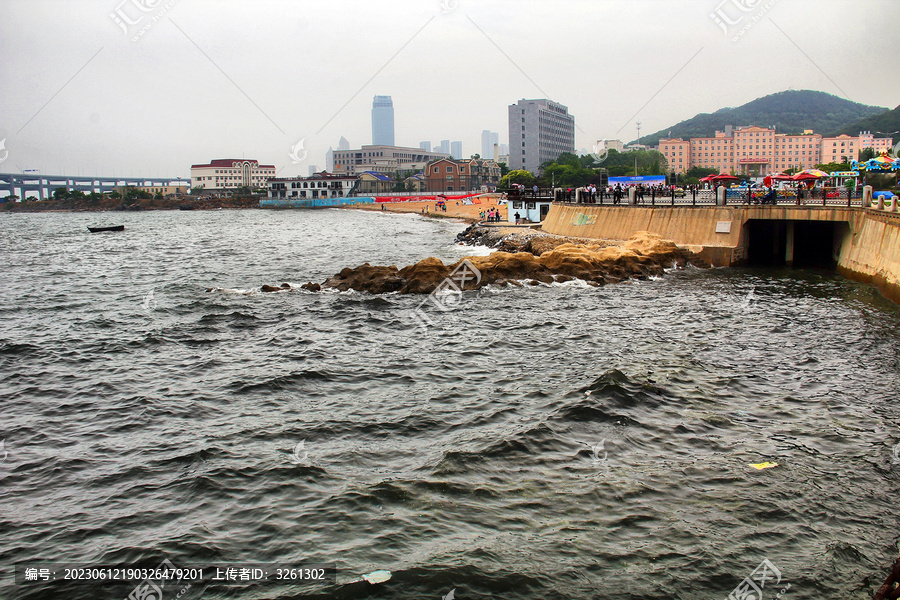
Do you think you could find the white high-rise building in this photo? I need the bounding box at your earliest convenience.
[338,136,350,150]
[508,99,575,174]
[419,141,431,152]
[372,96,395,146]
[481,130,500,159]
[451,141,463,160]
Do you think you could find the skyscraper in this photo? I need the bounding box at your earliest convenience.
[451,141,462,160]
[437,140,450,155]
[338,136,350,150]
[419,141,431,152]
[508,99,575,174]
[482,130,500,159]
[371,96,395,146]
[325,147,334,172]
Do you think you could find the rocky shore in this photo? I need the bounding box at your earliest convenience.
[283,227,701,296]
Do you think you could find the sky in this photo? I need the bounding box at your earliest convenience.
[1,0,898,179]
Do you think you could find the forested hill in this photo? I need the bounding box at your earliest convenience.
[635,90,887,146]
[830,103,900,138]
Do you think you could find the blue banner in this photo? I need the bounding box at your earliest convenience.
[608,176,666,186]
[260,197,375,209]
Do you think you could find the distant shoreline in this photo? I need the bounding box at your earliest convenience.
[1,196,259,213]
[339,195,507,225]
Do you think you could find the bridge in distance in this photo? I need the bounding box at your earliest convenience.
[0,172,188,200]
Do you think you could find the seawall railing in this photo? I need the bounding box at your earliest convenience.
[556,186,867,208]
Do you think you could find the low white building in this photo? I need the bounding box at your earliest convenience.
[332,145,450,176]
[267,172,358,199]
[507,197,552,223]
[190,159,276,191]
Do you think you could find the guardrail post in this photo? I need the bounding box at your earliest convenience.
[692,187,696,206]
[863,185,873,209]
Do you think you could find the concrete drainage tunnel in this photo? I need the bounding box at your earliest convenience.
[744,219,851,269]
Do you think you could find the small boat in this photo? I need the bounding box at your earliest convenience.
[87,225,125,233]
[178,205,195,211]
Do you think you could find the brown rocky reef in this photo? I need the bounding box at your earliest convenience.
[317,232,694,295]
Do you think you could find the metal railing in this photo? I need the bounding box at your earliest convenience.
[558,186,866,208]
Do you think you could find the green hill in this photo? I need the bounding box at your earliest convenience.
[829,103,900,137]
[634,90,887,147]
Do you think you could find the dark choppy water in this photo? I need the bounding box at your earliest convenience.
[1,209,899,600]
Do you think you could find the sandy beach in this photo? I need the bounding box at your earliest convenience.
[341,194,508,223]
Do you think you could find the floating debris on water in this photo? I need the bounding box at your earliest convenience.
[749,462,779,470]
[362,570,392,584]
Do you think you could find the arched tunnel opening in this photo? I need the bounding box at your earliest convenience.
[745,219,849,269]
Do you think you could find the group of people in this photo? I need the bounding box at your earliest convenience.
[508,183,542,198]
[480,207,503,222]
[563,183,699,204]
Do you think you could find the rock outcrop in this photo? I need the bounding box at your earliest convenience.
[318,232,693,295]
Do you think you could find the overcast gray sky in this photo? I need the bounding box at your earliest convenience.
[2,0,897,179]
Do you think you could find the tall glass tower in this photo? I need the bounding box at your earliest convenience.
[372,96,395,146]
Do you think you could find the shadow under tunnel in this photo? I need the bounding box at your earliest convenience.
[745,219,849,269]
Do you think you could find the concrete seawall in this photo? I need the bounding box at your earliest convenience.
[837,211,900,305]
[542,203,900,304]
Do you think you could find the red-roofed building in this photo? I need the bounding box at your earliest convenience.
[190,159,276,191]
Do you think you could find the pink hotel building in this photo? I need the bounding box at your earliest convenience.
[659,126,893,176]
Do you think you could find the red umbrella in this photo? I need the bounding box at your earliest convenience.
[792,172,822,181]
[764,173,793,187]
[699,175,716,183]
[711,173,740,182]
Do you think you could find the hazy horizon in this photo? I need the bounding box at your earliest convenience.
[1,0,897,179]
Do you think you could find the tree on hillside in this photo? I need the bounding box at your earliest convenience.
[53,187,68,201]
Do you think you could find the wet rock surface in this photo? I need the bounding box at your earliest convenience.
[456,224,611,255]
[317,232,696,295]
